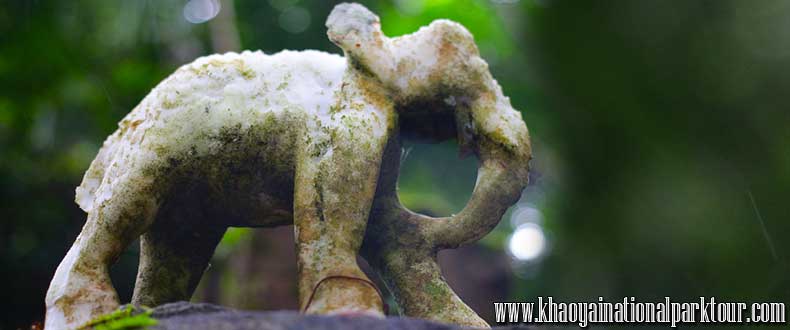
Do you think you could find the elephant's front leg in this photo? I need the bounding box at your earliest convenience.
[293,97,393,316]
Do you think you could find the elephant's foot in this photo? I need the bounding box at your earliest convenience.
[45,264,120,329]
[303,275,385,317]
[46,296,119,330]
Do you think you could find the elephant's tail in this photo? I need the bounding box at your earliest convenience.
[75,128,122,213]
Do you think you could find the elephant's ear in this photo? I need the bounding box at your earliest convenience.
[325,3,393,79]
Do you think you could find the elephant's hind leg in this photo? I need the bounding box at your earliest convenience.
[132,202,226,307]
[45,174,162,330]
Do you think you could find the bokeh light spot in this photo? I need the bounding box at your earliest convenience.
[508,223,546,261]
[278,6,311,34]
[184,0,221,24]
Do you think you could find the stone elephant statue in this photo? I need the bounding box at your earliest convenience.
[44,3,531,329]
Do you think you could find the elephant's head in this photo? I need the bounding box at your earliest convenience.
[327,3,531,327]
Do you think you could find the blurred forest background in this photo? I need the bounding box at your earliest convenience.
[1,0,789,329]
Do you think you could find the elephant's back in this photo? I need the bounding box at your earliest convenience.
[135,50,346,148]
[75,50,346,214]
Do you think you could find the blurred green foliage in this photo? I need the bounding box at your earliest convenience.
[1,0,788,329]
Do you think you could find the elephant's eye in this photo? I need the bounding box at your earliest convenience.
[460,119,476,148]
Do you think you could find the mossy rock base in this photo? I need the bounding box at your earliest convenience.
[145,302,536,330]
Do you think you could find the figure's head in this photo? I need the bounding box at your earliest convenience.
[326,3,379,49]
[326,3,391,76]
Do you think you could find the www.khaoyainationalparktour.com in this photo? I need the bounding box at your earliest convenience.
[493,296,786,327]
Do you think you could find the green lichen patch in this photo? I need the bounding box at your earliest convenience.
[78,305,157,330]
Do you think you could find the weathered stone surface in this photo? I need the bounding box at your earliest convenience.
[45,3,531,329]
[148,302,534,330]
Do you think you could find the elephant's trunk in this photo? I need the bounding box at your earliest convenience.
[362,138,490,327]
[415,71,532,250]
[362,82,531,326]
